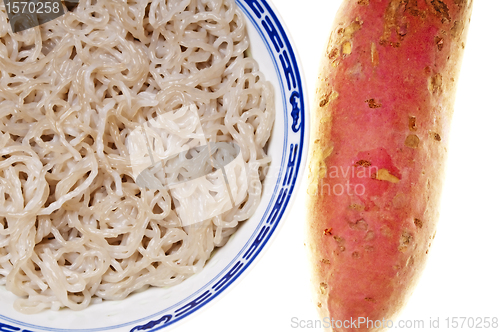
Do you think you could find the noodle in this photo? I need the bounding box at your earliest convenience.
[0,0,274,313]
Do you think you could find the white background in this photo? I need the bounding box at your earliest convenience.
[176,0,500,331]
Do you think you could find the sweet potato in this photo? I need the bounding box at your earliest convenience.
[305,0,472,330]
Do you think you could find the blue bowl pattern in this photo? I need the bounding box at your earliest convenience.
[0,0,306,330]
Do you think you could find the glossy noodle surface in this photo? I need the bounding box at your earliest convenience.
[0,0,274,313]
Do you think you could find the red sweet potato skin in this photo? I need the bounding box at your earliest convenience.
[306,0,472,330]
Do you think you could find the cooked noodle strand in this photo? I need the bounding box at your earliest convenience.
[0,0,274,313]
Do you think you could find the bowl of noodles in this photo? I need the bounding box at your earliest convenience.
[0,0,307,330]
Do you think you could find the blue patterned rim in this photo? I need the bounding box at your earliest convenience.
[0,0,307,330]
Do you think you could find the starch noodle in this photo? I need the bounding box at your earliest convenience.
[0,0,274,313]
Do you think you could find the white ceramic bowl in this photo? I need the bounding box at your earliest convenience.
[0,0,308,330]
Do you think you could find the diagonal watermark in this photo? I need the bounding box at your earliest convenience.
[126,104,247,227]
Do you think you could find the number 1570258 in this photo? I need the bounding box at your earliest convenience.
[5,1,60,15]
